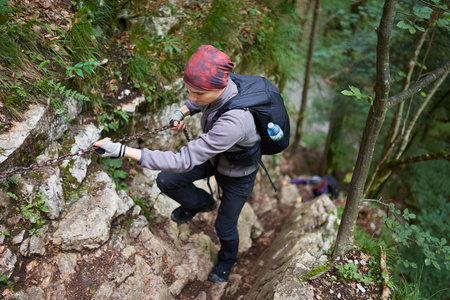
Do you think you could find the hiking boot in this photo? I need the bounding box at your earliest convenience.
[171,198,217,224]
[208,262,235,283]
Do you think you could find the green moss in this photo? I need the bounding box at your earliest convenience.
[307,264,330,278]
[59,157,81,203]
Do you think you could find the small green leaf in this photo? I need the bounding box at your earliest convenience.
[115,170,128,179]
[425,258,431,266]
[432,260,441,270]
[110,159,123,169]
[341,90,354,96]
[414,25,425,32]
[413,6,433,19]
[83,65,92,74]
[75,69,84,78]
[397,21,411,30]
[408,27,416,34]
[40,206,50,213]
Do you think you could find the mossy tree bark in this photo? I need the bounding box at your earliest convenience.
[332,0,450,257]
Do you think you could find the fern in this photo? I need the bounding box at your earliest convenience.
[48,80,90,102]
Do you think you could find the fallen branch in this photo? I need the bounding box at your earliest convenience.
[380,246,390,300]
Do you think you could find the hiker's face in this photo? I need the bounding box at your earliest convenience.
[185,83,225,106]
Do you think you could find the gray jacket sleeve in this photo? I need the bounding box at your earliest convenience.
[139,110,255,173]
[184,101,201,115]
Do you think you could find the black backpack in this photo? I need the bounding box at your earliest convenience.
[212,73,290,191]
[323,175,340,200]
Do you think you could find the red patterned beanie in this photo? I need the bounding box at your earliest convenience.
[184,45,235,91]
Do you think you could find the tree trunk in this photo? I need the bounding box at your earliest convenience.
[333,0,397,258]
[290,0,321,155]
[366,22,437,195]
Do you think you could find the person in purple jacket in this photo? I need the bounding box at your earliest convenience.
[93,45,268,283]
[289,175,340,200]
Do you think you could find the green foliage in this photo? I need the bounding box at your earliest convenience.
[66,60,101,78]
[6,192,18,201]
[1,174,19,191]
[335,262,372,285]
[0,0,11,21]
[19,193,49,232]
[240,2,301,90]
[49,80,90,102]
[127,42,156,83]
[1,78,31,120]
[79,0,118,36]
[159,36,182,56]
[32,79,90,122]
[341,86,373,104]
[66,6,101,61]
[396,1,450,34]
[0,274,14,291]
[384,203,449,271]
[132,196,154,223]
[193,0,243,51]
[0,32,22,65]
[100,158,129,192]
[98,108,130,133]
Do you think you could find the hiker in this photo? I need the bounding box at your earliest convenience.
[287,175,340,200]
[93,45,287,283]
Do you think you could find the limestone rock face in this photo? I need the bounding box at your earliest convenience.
[0,246,17,279]
[52,171,134,251]
[246,195,338,300]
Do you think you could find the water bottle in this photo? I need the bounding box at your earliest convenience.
[267,122,283,141]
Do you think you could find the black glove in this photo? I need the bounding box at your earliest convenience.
[169,109,185,127]
[95,142,126,159]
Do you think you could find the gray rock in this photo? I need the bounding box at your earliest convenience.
[29,226,47,255]
[61,124,102,183]
[38,172,65,219]
[52,172,133,251]
[12,230,25,245]
[56,252,78,275]
[0,245,17,278]
[5,286,44,300]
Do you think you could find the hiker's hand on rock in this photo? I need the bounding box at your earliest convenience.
[169,110,186,131]
[93,138,126,158]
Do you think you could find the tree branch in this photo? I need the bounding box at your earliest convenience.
[387,59,450,109]
[385,151,450,170]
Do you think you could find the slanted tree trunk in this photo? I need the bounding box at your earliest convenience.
[332,0,450,257]
[291,0,320,155]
